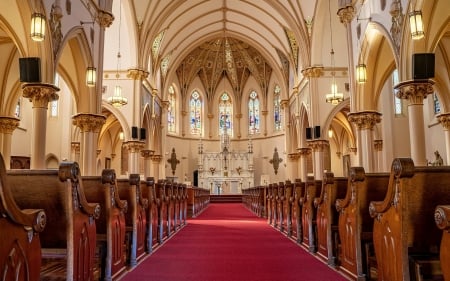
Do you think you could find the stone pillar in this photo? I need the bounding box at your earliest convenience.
[71,142,81,163]
[348,111,382,172]
[287,153,300,181]
[301,67,323,126]
[261,110,268,136]
[207,113,214,139]
[235,113,242,139]
[307,140,329,180]
[141,149,154,179]
[72,113,106,175]
[0,116,20,168]
[297,148,311,182]
[151,155,162,181]
[374,140,383,172]
[395,80,434,166]
[123,140,145,174]
[22,83,59,169]
[437,113,450,164]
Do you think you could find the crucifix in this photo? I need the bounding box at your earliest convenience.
[269,147,283,175]
[167,148,180,175]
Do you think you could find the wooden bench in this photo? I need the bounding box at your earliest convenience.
[335,167,390,281]
[8,162,100,281]
[116,174,148,267]
[156,180,169,242]
[267,184,276,225]
[370,158,450,281]
[82,169,128,281]
[140,177,159,252]
[283,181,293,236]
[0,153,46,281]
[434,205,450,281]
[180,183,188,225]
[290,179,305,243]
[300,177,321,253]
[314,172,347,267]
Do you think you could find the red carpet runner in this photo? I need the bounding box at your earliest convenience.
[120,203,349,281]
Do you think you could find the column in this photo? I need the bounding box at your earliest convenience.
[72,113,106,175]
[307,140,329,180]
[235,113,242,139]
[301,67,323,126]
[151,155,162,181]
[0,116,20,168]
[374,140,383,172]
[287,153,300,181]
[207,113,214,139]
[348,111,382,172]
[71,142,80,163]
[22,83,59,169]
[437,113,450,164]
[127,69,149,126]
[261,110,268,136]
[297,148,311,182]
[395,80,434,166]
[141,149,154,179]
[124,140,145,174]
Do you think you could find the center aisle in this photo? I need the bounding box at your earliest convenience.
[120,203,349,281]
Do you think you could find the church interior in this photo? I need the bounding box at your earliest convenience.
[1,0,450,280]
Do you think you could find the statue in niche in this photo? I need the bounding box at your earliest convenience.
[167,148,180,175]
[269,147,283,175]
[431,150,444,166]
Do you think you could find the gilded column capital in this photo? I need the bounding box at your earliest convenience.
[127,68,149,80]
[123,140,145,153]
[348,147,357,154]
[141,149,155,158]
[151,89,158,97]
[301,66,324,78]
[71,142,80,153]
[22,83,59,108]
[307,140,329,152]
[348,111,382,130]
[337,5,355,25]
[151,154,163,163]
[97,10,114,28]
[72,113,106,133]
[162,100,170,109]
[280,99,289,109]
[0,116,20,134]
[288,152,300,161]
[438,113,450,130]
[261,110,269,116]
[207,113,214,119]
[394,79,434,105]
[297,147,312,156]
[374,140,383,151]
[235,113,243,119]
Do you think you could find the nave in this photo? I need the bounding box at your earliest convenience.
[120,203,348,281]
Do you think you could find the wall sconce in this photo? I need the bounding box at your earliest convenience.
[86,66,96,87]
[409,10,424,40]
[356,64,367,84]
[31,13,46,41]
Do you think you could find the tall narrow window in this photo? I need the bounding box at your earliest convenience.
[392,69,403,116]
[219,92,232,136]
[433,93,441,115]
[167,86,176,133]
[248,91,260,134]
[274,85,282,130]
[14,98,21,118]
[190,90,202,135]
[50,100,58,117]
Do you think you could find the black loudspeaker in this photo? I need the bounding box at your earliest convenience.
[19,57,41,82]
[413,53,435,79]
[140,128,146,140]
[306,127,312,140]
[131,126,138,139]
[314,126,321,139]
[193,170,198,187]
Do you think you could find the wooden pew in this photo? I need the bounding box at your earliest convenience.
[300,177,321,253]
[283,181,293,236]
[164,181,175,237]
[8,162,100,281]
[266,184,275,225]
[82,170,128,281]
[0,153,46,281]
[140,177,159,252]
[156,180,169,242]
[370,158,450,281]
[117,174,148,267]
[435,205,450,281]
[314,172,347,267]
[290,179,305,243]
[180,184,188,225]
[335,167,390,281]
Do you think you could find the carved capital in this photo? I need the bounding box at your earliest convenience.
[307,140,329,152]
[301,66,324,78]
[297,147,312,157]
[97,10,114,28]
[72,113,106,133]
[261,110,269,116]
[151,154,162,163]
[394,79,434,105]
[162,100,170,110]
[288,152,300,161]
[123,140,145,153]
[0,116,20,134]
[348,111,382,130]
[235,113,243,119]
[127,68,149,80]
[348,147,357,154]
[207,113,214,119]
[141,149,155,158]
[22,83,59,108]
[437,113,450,130]
[280,99,289,109]
[337,5,355,25]
[374,139,383,151]
[71,142,80,153]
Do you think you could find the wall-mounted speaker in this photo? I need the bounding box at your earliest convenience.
[193,170,198,187]
[314,126,321,139]
[19,57,41,82]
[131,126,138,139]
[413,53,435,79]
[140,128,146,140]
[306,127,312,140]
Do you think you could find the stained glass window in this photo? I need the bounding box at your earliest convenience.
[392,69,403,116]
[167,86,176,133]
[14,99,21,118]
[248,91,260,134]
[274,85,282,130]
[434,93,441,115]
[219,92,232,136]
[190,90,202,134]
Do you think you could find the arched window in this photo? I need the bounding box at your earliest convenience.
[392,70,404,116]
[433,93,441,115]
[167,86,176,133]
[50,74,60,117]
[14,98,21,118]
[248,90,260,134]
[219,92,232,136]
[190,90,202,135]
[274,85,282,130]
